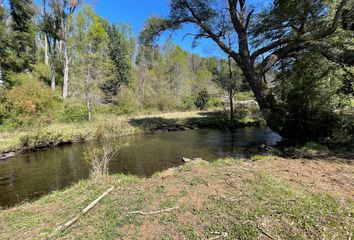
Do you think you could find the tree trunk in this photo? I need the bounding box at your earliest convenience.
[229,89,235,127]
[44,34,49,65]
[50,61,56,90]
[62,42,70,98]
[47,35,56,90]
[227,53,235,128]
[84,68,92,122]
[235,31,273,129]
[0,62,3,85]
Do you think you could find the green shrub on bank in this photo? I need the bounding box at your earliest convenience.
[114,86,139,114]
[5,79,59,126]
[59,103,87,123]
[207,97,222,108]
[180,96,196,111]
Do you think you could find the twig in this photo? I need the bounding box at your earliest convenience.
[257,225,276,240]
[208,231,228,239]
[128,207,179,215]
[47,186,114,239]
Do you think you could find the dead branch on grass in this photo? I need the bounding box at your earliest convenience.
[47,186,114,239]
[128,206,179,215]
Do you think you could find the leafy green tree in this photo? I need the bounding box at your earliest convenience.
[140,0,352,139]
[70,6,113,121]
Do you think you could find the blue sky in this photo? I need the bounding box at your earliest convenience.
[29,0,269,56]
[91,0,269,56]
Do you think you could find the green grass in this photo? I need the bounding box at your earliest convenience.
[0,157,352,239]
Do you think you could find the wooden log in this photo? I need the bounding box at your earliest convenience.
[128,207,179,215]
[47,186,114,239]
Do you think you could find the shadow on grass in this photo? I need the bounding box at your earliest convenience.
[129,110,262,133]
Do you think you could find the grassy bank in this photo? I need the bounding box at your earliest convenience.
[0,110,261,158]
[0,157,353,239]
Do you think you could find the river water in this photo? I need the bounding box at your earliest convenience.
[0,127,281,207]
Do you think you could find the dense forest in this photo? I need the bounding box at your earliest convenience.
[0,0,353,145]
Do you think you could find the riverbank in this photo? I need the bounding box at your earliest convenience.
[0,110,262,160]
[0,156,353,239]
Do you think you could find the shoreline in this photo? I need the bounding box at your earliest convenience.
[0,110,262,161]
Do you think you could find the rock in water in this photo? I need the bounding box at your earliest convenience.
[182,157,192,163]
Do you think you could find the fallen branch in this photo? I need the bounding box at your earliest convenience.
[47,186,115,239]
[257,225,276,240]
[128,206,179,215]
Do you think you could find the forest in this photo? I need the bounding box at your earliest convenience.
[0,0,353,239]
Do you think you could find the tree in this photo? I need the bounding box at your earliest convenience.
[101,23,132,102]
[42,0,79,96]
[60,0,79,98]
[42,0,60,90]
[140,0,351,138]
[8,0,36,72]
[0,0,7,84]
[70,7,112,121]
[213,58,243,127]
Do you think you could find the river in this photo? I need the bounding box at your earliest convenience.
[0,127,281,207]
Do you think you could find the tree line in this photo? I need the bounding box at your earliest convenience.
[0,0,248,126]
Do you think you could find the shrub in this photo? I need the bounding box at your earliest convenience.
[59,103,87,123]
[83,144,118,180]
[5,79,59,126]
[194,89,210,110]
[180,96,196,111]
[114,86,139,114]
[143,95,177,112]
[207,97,222,108]
[32,63,51,84]
[156,95,176,112]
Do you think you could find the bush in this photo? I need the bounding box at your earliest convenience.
[143,95,177,112]
[156,96,176,112]
[180,96,196,111]
[114,86,139,114]
[207,97,222,108]
[83,144,118,180]
[59,103,87,123]
[32,63,51,84]
[5,79,59,125]
[194,89,210,110]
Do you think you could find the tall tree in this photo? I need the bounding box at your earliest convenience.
[101,23,132,102]
[140,0,351,138]
[42,0,60,90]
[0,0,7,84]
[9,0,36,72]
[70,7,112,121]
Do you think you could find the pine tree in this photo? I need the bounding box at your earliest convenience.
[9,0,36,72]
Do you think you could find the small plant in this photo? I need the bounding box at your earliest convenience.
[83,144,118,180]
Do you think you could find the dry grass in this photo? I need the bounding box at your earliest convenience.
[0,157,353,239]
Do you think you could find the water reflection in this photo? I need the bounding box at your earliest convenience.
[0,128,281,207]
